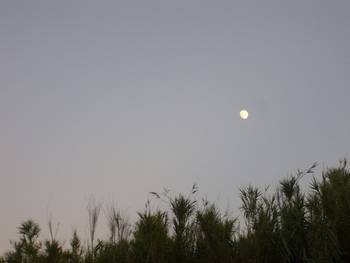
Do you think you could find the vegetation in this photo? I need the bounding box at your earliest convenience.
[1,161,350,262]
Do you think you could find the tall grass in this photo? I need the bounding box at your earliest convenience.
[1,161,350,263]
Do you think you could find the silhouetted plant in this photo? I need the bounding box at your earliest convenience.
[170,194,196,263]
[43,239,63,263]
[66,230,84,263]
[150,184,198,263]
[87,196,102,262]
[130,201,171,263]
[94,240,130,263]
[307,160,350,262]
[2,161,350,263]
[3,220,41,263]
[195,202,236,263]
[105,202,131,244]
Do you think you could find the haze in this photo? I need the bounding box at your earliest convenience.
[1,0,350,252]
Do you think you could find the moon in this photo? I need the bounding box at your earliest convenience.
[240,110,249,120]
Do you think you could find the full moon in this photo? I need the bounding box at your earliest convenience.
[240,110,249,120]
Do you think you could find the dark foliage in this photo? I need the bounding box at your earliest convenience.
[1,161,350,263]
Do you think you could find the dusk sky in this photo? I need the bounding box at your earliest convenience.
[1,0,350,252]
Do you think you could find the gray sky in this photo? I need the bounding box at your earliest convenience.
[1,0,350,252]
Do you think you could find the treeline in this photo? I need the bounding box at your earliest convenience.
[1,161,350,263]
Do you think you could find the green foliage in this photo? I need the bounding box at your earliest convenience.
[130,203,171,263]
[42,240,63,263]
[170,194,196,263]
[2,161,350,263]
[94,240,130,263]
[3,220,42,263]
[67,230,84,263]
[195,203,236,263]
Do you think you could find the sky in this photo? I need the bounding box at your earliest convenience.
[1,0,350,252]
